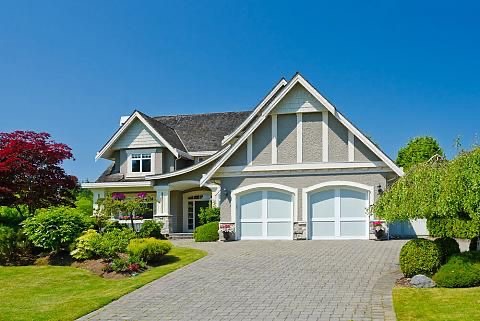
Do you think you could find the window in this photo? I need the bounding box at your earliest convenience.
[131,153,152,173]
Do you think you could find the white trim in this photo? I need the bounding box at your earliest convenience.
[348,131,355,162]
[189,151,217,157]
[201,74,403,185]
[96,111,188,161]
[247,136,253,165]
[322,111,329,162]
[82,181,153,188]
[146,145,230,180]
[218,161,386,173]
[302,181,374,240]
[214,167,393,178]
[182,191,211,232]
[231,183,298,240]
[297,113,303,163]
[222,78,288,145]
[271,114,278,164]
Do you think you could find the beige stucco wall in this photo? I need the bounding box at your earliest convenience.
[302,112,323,162]
[328,113,348,162]
[252,115,272,165]
[277,114,297,164]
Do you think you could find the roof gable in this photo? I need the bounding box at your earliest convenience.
[200,74,404,185]
[96,111,188,161]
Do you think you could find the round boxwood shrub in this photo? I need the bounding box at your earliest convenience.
[138,220,164,239]
[433,251,480,288]
[399,238,442,277]
[127,238,172,263]
[434,237,460,263]
[194,222,219,242]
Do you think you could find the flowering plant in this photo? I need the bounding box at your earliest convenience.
[372,221,384,227]
[112,192,126,201]
[137,192,147,199]
[219,223,234,233]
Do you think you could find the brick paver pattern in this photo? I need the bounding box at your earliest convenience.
[79,240,405,321]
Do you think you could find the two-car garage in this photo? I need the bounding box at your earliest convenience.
[234,182,371,240]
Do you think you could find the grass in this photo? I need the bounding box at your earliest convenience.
[394,287,480,321]
[0,247,206,321]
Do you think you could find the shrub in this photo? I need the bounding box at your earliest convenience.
[198,206,220,225]
[427,218,480,239]
[194,222,219,242]
[399,238,442,277]
[433,251,480,288]
[127,238,172,263]
[434,237,461,263]
[70,229,100,260]
[22,207,91,252]
[107,255,146,273]
[0,225,18,264]
[470,237,479,251]
[94,228,137,259]
[138,220,164,239]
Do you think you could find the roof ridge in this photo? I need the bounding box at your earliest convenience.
[153,110,251,118]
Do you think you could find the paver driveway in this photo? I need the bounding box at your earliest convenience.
[80,240,405,321]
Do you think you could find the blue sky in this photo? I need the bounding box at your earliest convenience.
[0,0,479,181]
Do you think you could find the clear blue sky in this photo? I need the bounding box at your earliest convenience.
[1,1,479,181]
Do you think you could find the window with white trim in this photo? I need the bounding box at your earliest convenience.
[131,153,152,173]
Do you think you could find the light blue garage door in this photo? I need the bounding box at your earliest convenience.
[309,188,369,239]
[239,190,293,240]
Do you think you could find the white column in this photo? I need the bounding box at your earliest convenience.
[297,113,303,163]
[322,111,329,162]
[247,136,253,165]
[348,131,355,162]
[154,185,171,234]
[205,182,221,207]
[92,189,105,217]
[271,114,278,164]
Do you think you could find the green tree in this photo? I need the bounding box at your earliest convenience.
[396,136,444,171]
[372,147,480,239]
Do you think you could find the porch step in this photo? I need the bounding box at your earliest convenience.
[168,233,194,240]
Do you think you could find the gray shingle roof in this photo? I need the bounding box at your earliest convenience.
[153,111,251,152]
[138,111,187,152]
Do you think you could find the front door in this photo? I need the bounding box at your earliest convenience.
[184,192,211,232]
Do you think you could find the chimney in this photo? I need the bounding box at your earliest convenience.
[119,116,130,126]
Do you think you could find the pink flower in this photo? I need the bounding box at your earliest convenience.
[137,192,147,199]
[112,192,126,200]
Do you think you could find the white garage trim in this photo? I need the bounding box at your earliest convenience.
[231,183,298,240]
[302,181,374,240]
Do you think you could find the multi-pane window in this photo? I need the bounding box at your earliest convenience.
[131,153,151,173]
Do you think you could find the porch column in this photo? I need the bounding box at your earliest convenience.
[205,182,221,207]
[92,189,105,217]
[154,185,172,235]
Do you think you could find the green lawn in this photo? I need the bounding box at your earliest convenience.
[0,247,206,321]
[394,287,480,321]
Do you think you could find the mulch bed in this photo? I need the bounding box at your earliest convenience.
[71,259,130,279]
[395,277,413,288]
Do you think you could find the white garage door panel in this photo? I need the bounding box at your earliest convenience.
[309,187,368,239]
[239,190,293,240]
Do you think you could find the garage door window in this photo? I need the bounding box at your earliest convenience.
[239,190,293,239]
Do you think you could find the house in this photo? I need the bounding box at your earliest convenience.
[82,73,406,240]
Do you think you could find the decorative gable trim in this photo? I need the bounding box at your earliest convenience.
[200,74,403,186]
[96,111,192,161]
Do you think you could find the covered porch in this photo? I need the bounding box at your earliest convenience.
[154,180,221,235]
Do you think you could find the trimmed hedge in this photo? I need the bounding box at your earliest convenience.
[433,251,480,288]
[434,237,460,264]
[127,238,172,263]
[427,218,480,239]
[194,222,219,242]
[399,238,442,277]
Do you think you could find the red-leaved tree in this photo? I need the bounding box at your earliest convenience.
[0,131,77,215]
